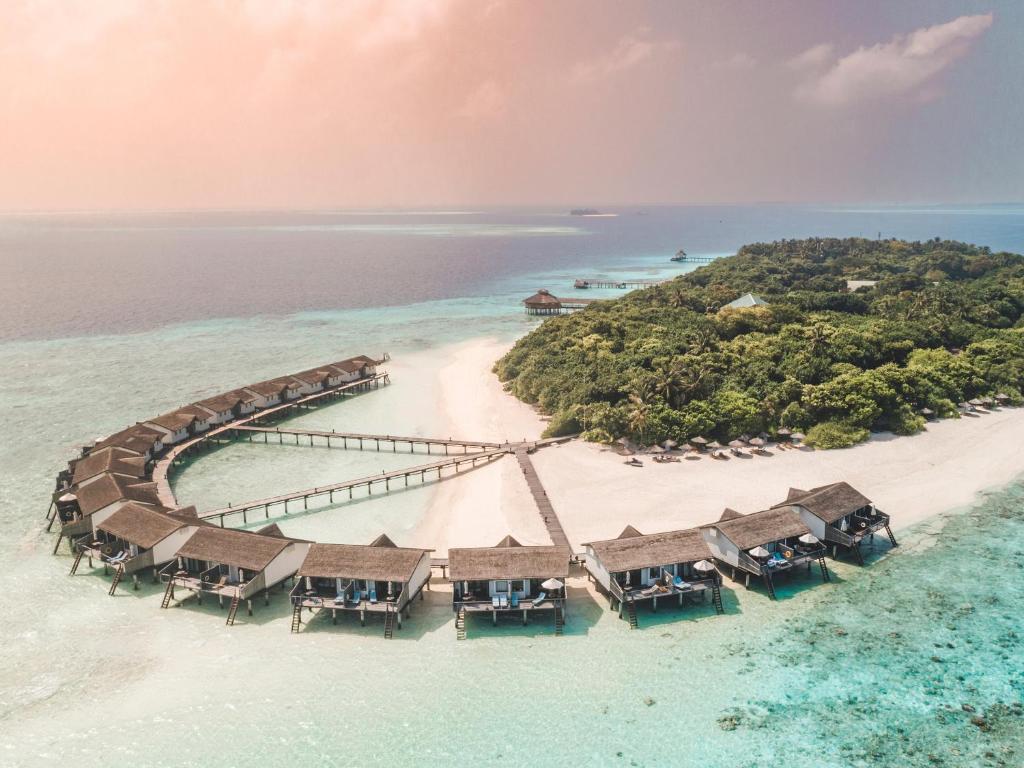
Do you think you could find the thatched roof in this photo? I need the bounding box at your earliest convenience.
[245,380,290,398]
[257,523,285,538]
[97,503,195,549]
[719,508,743,522]
[93,424,163,454]
[71,447,146,485]
[330,359,363,374]
[297,537,430,582]
[195,391,244,414]
[74,474,161,516]
[148,407,201,432]
[175,527,293,571]
[449,535,569,581]
[775,482,872,524]
[586,527,711,573]
[617,525,643,539]
[707,507,810,550]
[292,368,332,386]
[523,289,561,307]
[369,533,397,548]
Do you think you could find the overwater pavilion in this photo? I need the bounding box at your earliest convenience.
[159,525,311,625]
[700,507,830,600]
[72,503,202,593]
[772,482,897,563]
[55,472,162,548]
[583,525,723,627]
[448,535,570,638]
[290,534,432,637]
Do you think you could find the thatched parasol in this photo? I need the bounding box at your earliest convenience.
[919,407,934,415]
[969,398,984,406]
[748,437,766,447]
[690,436,708,445]
[728,439,746,448]
[996,393,1010,401]
[648,444,665,454]
[541,578,564,591]
[776,427,792,436]
[748,546,769,558]
[707,440,723,450]
[790,432,806,441]
[693,560,715,572]
[662,439,678,449]
[798,533,820,545]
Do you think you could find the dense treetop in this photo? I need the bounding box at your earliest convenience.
[495,238,1024,448]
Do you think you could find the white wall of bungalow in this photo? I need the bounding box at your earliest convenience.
[261,541,312,592]
[700,527,742,568]
[144,421,189,445]
[241,387,279,410]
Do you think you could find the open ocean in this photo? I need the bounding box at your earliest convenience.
[2,206,1023,767]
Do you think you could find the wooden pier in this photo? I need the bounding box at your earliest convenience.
[152,372,390,507]
[228,426,501,454]
[514,447,571,550]
[574,278,665,289]
[198,448,508,526]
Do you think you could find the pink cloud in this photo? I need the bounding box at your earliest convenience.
[570,27,678,83]
[797,13,993,106]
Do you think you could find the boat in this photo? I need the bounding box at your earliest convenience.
[670,249,687,262]
[570,208,601,216]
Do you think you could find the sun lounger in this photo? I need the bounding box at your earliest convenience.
[349,589,361,605]
[499,595,509,608]
[511,593,519,608]
[369,590,378,604]
[334,594,346,605]
[673,577,691,591]
[531,591,547,607]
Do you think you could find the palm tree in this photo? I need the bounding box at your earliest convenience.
[626,393,651,438]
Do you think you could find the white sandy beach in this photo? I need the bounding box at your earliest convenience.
[420,337,1024,554]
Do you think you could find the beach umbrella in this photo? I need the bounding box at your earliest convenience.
[981,397,994,406]
[728,439,746,448]
[748,437,766,447]
[919,407,934,415]
[790,433,806,441]
[738,434,751,443]
[541,578,564,591]
[969,398,984,406]
[58,493,76,502]
[748,546,770,558]
[690,436,708,445]
[776,427,792,436]
[661,439,678,449]
[648,444,665,453]
[996,393,1010,401]
[707,440,723,450]
[798,533,820,545]
[693,560,715,572]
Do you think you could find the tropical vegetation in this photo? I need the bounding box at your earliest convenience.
[495,238,1024,449]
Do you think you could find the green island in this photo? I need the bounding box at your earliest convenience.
[496,238,1024,449]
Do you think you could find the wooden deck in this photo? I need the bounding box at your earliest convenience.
[514,447,571,550]
[574,278,665,289]
[229,425,502,453]
[198,449,508,525]
[151,372,390,507]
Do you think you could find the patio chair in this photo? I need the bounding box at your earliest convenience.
[673,576,691,591]
[531,591,547,607]
[349,588,362,605]
[369,590,378,604]
[511,593,519,608]
[492,595,500,608]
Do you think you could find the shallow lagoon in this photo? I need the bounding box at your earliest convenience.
[2,206,1024,766]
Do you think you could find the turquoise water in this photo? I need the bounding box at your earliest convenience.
[2,206,1024,767]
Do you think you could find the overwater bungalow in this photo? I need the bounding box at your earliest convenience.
[194,389,253,424]
[773,482,897,563]
[289,534,432,636]
[146,403,216,441]
[69,446,147,487]
[328,358,373,383]
[92,424,165,459]
[72,503,203,593]
[243,379,291,409]
[291,368,331,394]
[55,472,162,545]
[700,507,830,600]
[583,525,723,627]
[159,525,311,624]
[448,535,570,637]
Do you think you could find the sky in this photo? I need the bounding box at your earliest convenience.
[0,0,1021,211]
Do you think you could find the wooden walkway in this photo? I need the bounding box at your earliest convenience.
[574,278,665,289]
[514,447,571,550]
[151,373,390,507]
[228,425,501,453]
[199,448,508,526]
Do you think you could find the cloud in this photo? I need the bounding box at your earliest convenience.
[787,43,833,71]
[796,13,993,106]
[457,79,506,121]
[570,27,678,83]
